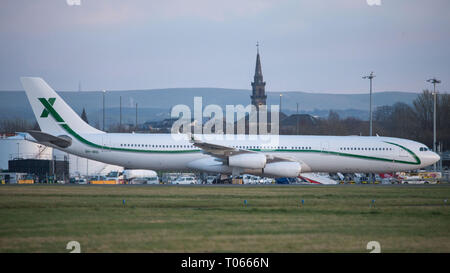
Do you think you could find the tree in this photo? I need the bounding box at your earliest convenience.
[0,118,35,133]
[390,102,419,139]
[374,105,394,124]
[413,90,433,131]
[412,90,450,150]
[80,107,89,124]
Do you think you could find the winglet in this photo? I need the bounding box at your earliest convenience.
[187,133,200,144]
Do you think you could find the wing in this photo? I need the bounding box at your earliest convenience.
[190,137,253,159]
[190,136,296,163]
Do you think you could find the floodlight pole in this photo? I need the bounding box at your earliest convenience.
[102,90,106,131]
[119,96,122,132]
[363,72,375,183]
[362,72,375,137]
[135,102,138,130]
[296,102,299,135]
[427,78,441,171]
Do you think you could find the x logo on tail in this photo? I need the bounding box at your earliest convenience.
[38,97,64,123]
[40,98,56,118]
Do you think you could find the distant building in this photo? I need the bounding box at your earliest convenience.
[250,43,267,110]
[0,134,123,178]
[0,135,52,170]
[8,158,69,183]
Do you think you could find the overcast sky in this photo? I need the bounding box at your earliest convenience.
[0,0,449,93]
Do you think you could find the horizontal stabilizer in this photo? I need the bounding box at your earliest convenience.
[27,130,72,148]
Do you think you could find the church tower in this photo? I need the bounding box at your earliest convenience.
[251,43,267,110]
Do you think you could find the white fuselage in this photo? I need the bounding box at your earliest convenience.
[57,132,439,175]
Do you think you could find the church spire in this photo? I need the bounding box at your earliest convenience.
[254,42,263,83]
[251,42,267,109]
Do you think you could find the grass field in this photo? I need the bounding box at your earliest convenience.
[0,184,449,253]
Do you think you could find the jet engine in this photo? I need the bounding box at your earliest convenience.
[228,153,267,169]
[263,161,302,177]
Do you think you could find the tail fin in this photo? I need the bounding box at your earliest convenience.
[21,77,103,135]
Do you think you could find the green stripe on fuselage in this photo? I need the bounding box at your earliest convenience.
[384,141,421,165]
[60,123,421,164]
[60,124,199,153]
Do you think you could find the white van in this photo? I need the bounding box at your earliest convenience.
[173,176,198,184]
[130,176,160,184]
[401,179,436,184]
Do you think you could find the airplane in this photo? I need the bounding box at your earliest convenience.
[20,77,440,178]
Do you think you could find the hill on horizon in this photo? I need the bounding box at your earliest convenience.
[0,88,419,127]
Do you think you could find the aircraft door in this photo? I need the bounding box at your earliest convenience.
[321,142,329,155]
[102,135,111,152]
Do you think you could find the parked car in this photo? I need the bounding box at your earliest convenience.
[401,179,436,184]
[242,174,259,184]
[205,176,217,184]
[75,178,87,184]
[381,177,398,184]
[275,177,296,184]
[70,177,87,184]
[261,177,275,184]
[173,176,198,184]
[145,176,160,184]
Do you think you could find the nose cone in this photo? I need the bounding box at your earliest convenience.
[424,151,441,166]
[431,152,441,164]
[423,152,440,166]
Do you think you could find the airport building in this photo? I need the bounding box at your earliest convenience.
[8,158,69,183]
[0,134,52,168]
[0,134,123,182]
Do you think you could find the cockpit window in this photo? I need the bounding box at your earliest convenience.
[420,147,429,151]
